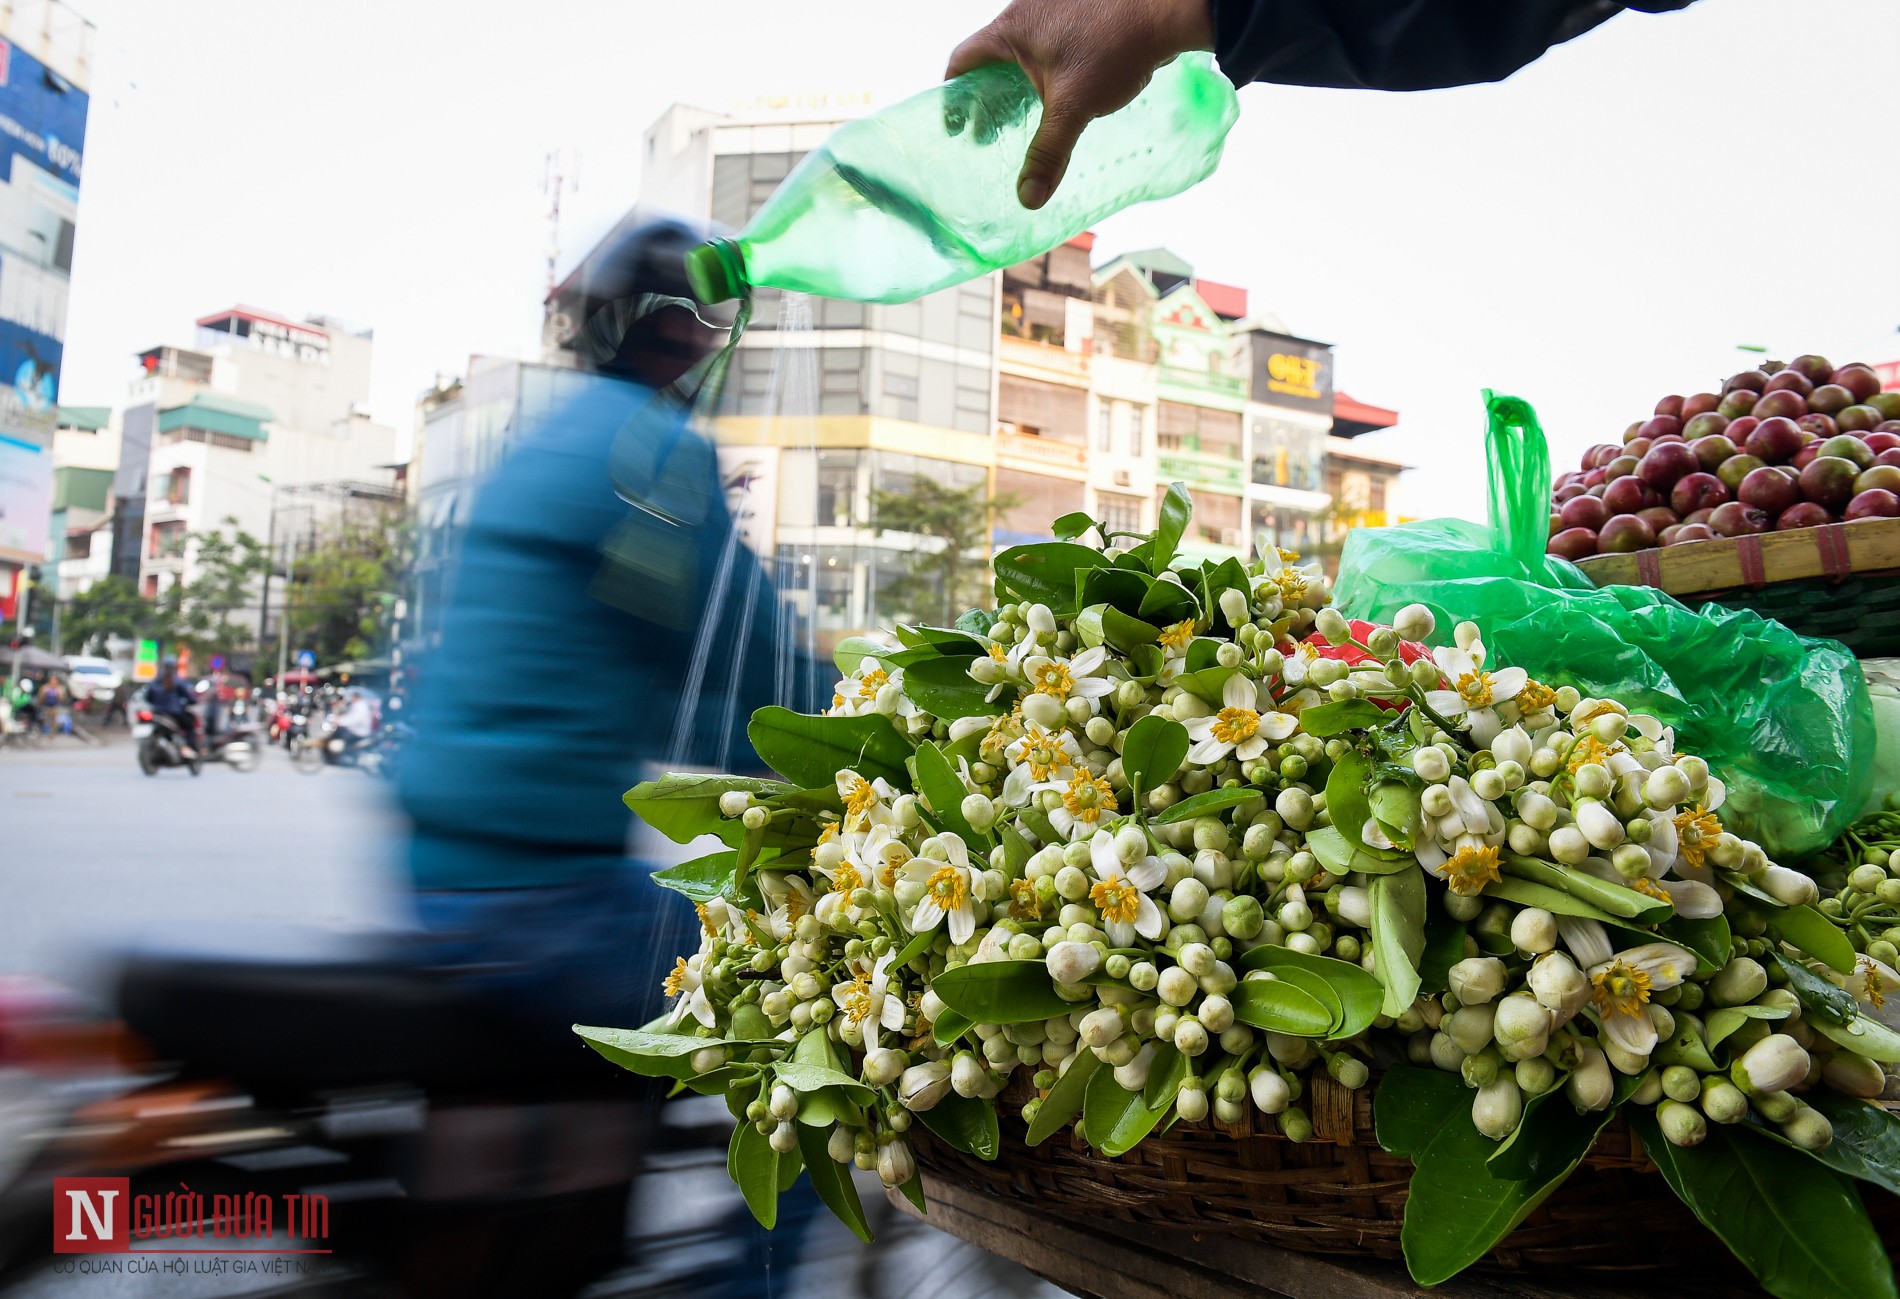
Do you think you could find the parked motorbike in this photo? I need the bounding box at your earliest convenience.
[132,709,201,777]
[0,935,652,1298]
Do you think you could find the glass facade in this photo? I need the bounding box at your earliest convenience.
[1250,500,1324,558]
[1250,414,1326,492]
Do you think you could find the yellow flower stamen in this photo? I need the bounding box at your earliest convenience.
[663,957,688,998]
[877,845,910,889]
[1091,878,1141,926]
[1862,957,1887,1010]
[1211,706,1260,746]
[831,693,845,710]
[817,822,839,844]
[1630,877,1672,905]
[1062,771,1118,823]
[1515,679,1557,712]
[1439,843,1502,896]
[840,977,875,1023]
[1573,700,1624,726]
[844,775,876,821]
[926,865,969,913]
[1591,959,1653,1020]
[1033,662,1076,700]
[1278,547,1301,563]
[988,642,1008,662]
[1026,737,1064,781]
[1673,805,1722,868]
[1008,879,1042,921]
[1456,670,1495,710]
[694,902,715,937]
[857,667,889,700]
[830,862,863,894]
[784,889,809,924]
[1159,619,1195,652]
[1566,735,1614,774]
[1275,568,1307,601]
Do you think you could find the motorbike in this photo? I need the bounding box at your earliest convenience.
[294,721,406,778]
[0,934,654,1299]
[201,720,264,772]
[132,709,201,777]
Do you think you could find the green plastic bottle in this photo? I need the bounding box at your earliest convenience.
[684,53,1239,306]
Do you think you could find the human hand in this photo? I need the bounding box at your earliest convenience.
[947,0,1215,210]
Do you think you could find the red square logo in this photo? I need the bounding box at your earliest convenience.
[52,1178,129,1253]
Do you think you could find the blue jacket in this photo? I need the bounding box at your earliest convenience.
[398,374,812,890]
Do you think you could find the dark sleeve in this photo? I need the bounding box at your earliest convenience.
[1209,0,1699,91]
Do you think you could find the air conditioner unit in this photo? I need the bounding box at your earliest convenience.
[1113,468,1132,487]
[1220,528,1242,547]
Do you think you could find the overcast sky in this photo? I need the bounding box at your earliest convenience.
[57,0,1900,521]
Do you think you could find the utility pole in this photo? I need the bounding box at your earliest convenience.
[541,148,578,301]
[276,524,298,683]
[5,569,30,698]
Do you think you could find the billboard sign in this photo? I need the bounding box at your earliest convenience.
[0,431,50,562]
[133,638,157,682]
[1248,331,1334,416]
[0,33,87,444]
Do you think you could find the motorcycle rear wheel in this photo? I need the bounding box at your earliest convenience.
[227,740,261,773]
[293,738,325,774]
[137,741,158,776]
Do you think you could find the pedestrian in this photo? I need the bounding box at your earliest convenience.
[38,676,65,736]
[104,681,131,728]
[13,675,40,735]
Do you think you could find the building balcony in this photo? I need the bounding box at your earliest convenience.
[999,333,1090,386]
[1156,449,1243,493]
[1158,364,1245,401]
[998,430,1087,476]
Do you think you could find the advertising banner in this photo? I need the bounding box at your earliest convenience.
[0,33,86,444]
[1248,330,1334,416]
[0,431,50,562]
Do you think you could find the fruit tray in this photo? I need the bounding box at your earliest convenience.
[1576,516,1900,657]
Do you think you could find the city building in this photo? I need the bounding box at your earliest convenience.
[0,0,92,631]
[512,100,1408,655]
[43,403,112,599]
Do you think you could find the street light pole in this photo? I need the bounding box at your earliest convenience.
[276,524,297,682]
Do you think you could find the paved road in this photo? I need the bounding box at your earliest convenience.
[0,737,1065,1299]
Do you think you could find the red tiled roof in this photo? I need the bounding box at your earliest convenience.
[1065,231,1097,252]
[1193,278,1247,320]
[1334,390,1398,428]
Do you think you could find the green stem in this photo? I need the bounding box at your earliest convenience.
[1407,688,1475,752]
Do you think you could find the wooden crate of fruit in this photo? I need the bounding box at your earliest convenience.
[1552,355,1900,654]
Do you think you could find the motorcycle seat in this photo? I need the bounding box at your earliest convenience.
[115,925,624,1095]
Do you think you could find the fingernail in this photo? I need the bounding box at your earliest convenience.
[1018,176,1049,210]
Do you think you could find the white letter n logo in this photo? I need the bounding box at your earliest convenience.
[52,1178,129,1252]
[66,1188,116,1241]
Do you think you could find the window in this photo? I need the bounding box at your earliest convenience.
[1370,480,1388,513]
[1096,403,1113,452]
[1097,491,1143,536]
[149,521,185,559]
[66,531,92,559]
[815,451,859,527]
[165,467,190,505]
[1127,405,1143,458]
[142,575,158,598]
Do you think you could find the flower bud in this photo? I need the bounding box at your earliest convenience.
[1113,1042,1158,1092]
[769,1084,799,1121]
[742,805,770,830]
[1176,1084,1209,1123]
[1220,587,1251,628]
[1574,801,1625,851]
[1548,825,1591,865]
[1277,788,1315,830]
[1393,604,1435,642]
[1761,865,1818,908]
[1661,1064,1701,1103]
[1566,1044,1614,1111]
[1471,768,1506,802]
[1698,1078,1747,1124]
[863,1046,908,1087]
[877,1135,917,1187]
[1429,1030,1464,1073]
[1248,1065,1291,1113]
[769,1120,800,1154]
[1515,1056,1557,1095]
[1657,1098,1708,1147]
[961,793,996,831]
[1453,620,1482,652]
[898,1061,952,1112]
[691,1046,730,1074]
[1462,1048,1501,1089]
[1046,941,1102,987]
[1022,691,1065,729]
[719,790,751,818]
[1025,603,1056,635]
[1200,993,1235,1034]
[1448,957,1508,1006]
[1527,952,1590,1025]
[1493,994,1552,1049]
[1492,726,1533,770]
[1573,763,1612,800]
[1157,965,1198,1008]
[1644,766,1689,809]
[953,1051,991,1098]
[1780,1104,1834,1152]
[1735,1034,1810,1095]
[1511,908,1558,955]
[1472,1078,1523,1140]
[1447,1003,1498,1055]
[1221,895,1265,941]
[1708,957,1767,1008]
[1822,1052,1887,1099]
[1174,1017,1210,1057]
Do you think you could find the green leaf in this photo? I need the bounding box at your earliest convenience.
[1078,565,1153,619]
[1051,511,1095,542]
[954,607,998,637]
[747,707,912,790]
[1480,876,1636,928]
[573,1026,773,1081]
[1239,947,1383,1040]
[1297,699,1386,737]
[1172,665,1237,708]
[1370,867,1427,1018]
[900,655,1005,720]
[1026,1051,1102,1146]
[998,824,1033,876]
[1231,975,1334,1037]
[914,740,985,845]
[1803,1092,1900,1198]
[777,1141,805,1193]
[833,635,899,676]
[1324,751,1408,862]
[1706,1002,1791,1048]
[1771,951,1860,1026]
[623,774,793,846]
[1150,786,1263,825]
[775,1062,877,1105]
[931,1010,975,1046]
[1653,1012,1719,1073]
[1141,1042,1188,1109]
[896,1172,927,1215]
[1499,855,1671,923]
[1198,556,1251,633]
[932,960,1075,1024]
[1185,637,1223,672]
[1487,1070,1648,1182]
[1419,914,1468,994]
[1658,914,1733,978]
[650,850,741,904]
[917,1092,1001,1160]
[1152,483,1191,571]
[1810,1012,1900,1063]
[795,1122,874,1244]
[1121,714,1189,803]
[1376,1066,1600,1287]
[1305,824,1415,876]
[1135,577,1198,625]
[1082,1055,1174,1156]
[1367,781,1421,849]
[1773,904,1857,975]
[729,1117,779,1229]
[992,542,1109,616]
[1719,869,1786,908]
[1099,605,1161,653]
[1629,1111,1898,1299]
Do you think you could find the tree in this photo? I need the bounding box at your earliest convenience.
[288,511,410,664]
[174,519,273,657]
[58,576,173,655]
[866,479,1017,627]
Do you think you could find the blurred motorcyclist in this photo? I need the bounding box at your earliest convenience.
[146,659,198,759]
[396,213,811,1050]
[336,687,377,752]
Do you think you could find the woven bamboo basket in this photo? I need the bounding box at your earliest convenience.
[909,1074,1900,1277]
[1575,516,1900,657]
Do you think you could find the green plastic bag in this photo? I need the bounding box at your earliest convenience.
[1334,391,1873,859]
